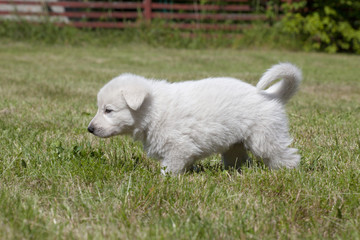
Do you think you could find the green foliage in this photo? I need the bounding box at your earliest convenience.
[280,0,360,53]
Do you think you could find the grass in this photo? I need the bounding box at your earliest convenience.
[0,40,359,239]
[0,20,302,51]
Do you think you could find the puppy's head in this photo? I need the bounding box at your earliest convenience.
[88,74,150,138]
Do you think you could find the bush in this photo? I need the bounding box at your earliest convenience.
[280,0,360,53]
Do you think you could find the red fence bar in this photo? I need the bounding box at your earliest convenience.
[65,21,137,29]
[0,10,139,19]
[56,12,138,19]
[151,3,250,12]
[0,1,143,9]
[171,23,246,31]
[0,0,276,30]
[152,13,266,21]
[49,1,142,9]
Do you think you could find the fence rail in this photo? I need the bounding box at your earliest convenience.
[0,0,288,30]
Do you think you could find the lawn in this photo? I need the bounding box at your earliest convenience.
[0,41,359,239]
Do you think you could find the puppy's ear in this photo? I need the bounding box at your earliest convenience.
[122,87,148,111]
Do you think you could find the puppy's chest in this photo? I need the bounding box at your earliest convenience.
[143,142,163,160]
[140,125,183,160]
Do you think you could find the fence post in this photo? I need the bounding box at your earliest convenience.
[143,0,152,22]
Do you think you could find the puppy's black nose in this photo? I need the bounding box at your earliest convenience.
[88,125,95,133]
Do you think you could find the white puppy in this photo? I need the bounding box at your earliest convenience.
[88,63,302,174]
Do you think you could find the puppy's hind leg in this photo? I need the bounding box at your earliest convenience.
[221,142,250,171]
[265,146,300,169]
[246,129,300,170]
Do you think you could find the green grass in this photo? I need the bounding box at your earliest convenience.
[0,41,359,239]
[0,20,302,51]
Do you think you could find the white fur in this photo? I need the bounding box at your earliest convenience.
[88,63,302,174]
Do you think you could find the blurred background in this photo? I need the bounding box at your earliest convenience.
[0,0,359,53]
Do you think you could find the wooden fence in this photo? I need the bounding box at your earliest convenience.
[0,0,290,31]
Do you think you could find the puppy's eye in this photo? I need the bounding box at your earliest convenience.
[105,109,113,114]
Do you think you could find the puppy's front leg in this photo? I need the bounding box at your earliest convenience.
[160,157,193,175]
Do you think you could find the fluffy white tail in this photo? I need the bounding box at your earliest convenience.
[256,63,302,103]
